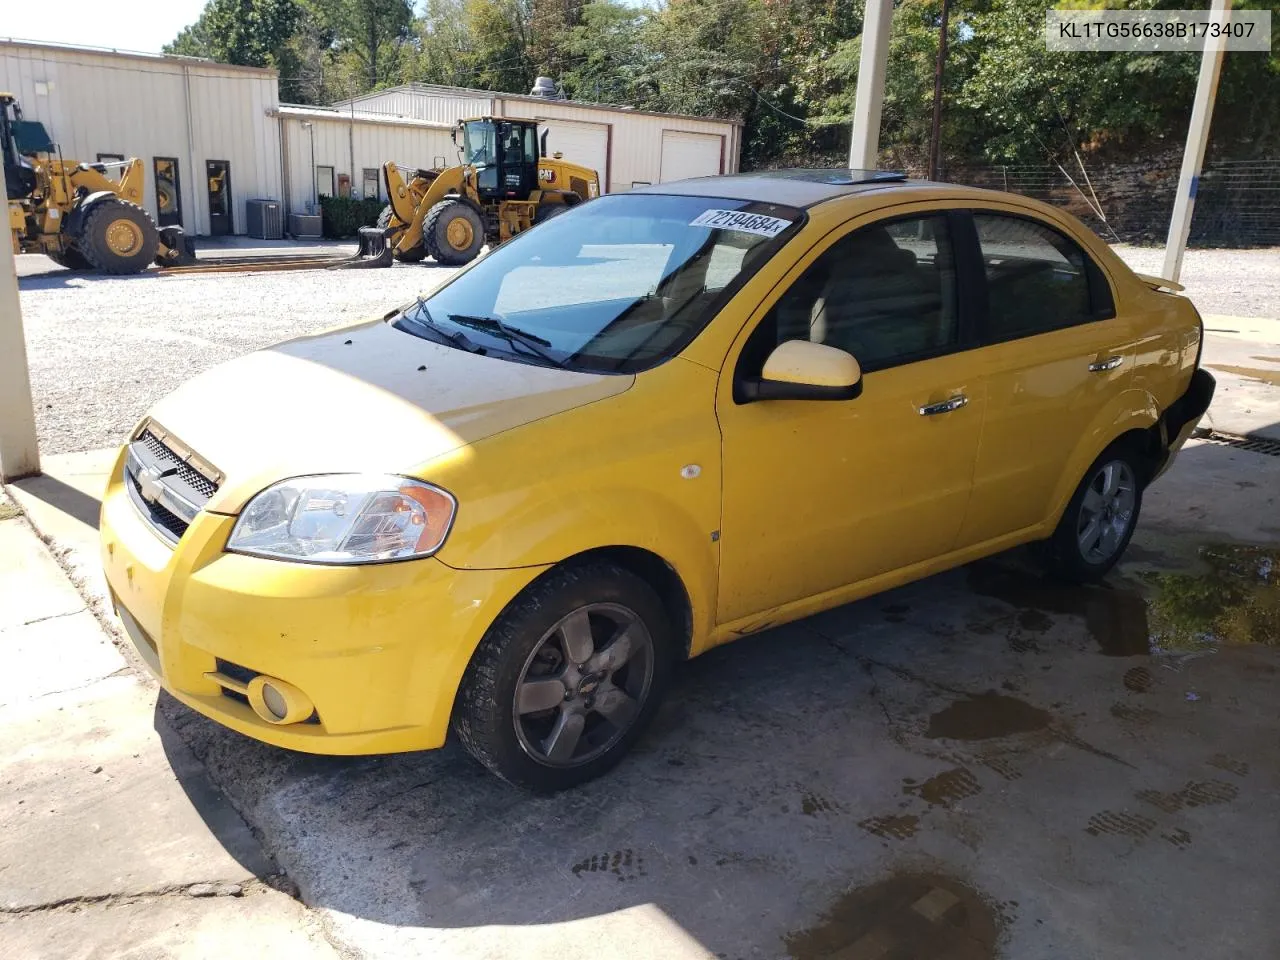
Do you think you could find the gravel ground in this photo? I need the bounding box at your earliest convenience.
[16,258,460,454]
[13,244,1278,456]
[1110,245,1280,321]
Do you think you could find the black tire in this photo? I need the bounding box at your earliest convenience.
[377,204,426,263]
[77,199,158,275]
[534,203,570,225]
[47,246,92,271]
[1041,440,1144,583]
[453,562,675,791]
[422,199,485,266]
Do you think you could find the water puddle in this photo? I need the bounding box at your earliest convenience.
[1207,363,1280,388]
[967,543,1280,656]
[925,693,1051,741]
[785,871,1001,960]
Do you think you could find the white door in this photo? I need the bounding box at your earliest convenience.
[660,131,723,182]
[539,120,609,186]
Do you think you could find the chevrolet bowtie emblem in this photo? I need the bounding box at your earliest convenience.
[136,466,165,506]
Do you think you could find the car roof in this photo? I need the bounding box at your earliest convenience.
[628,169,1000,209]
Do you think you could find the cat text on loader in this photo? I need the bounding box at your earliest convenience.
[3,93,195,274]
[369,116,601,266]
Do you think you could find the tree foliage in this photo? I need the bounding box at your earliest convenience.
[169,0,1280,166]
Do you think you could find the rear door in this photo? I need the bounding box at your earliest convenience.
[955,208,1133,548]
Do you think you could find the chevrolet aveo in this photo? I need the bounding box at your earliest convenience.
[102,170,1214,790]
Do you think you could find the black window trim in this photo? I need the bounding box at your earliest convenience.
[964,208,1117,348]
[733,208,986,402]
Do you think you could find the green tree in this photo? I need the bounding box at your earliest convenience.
[166,0,301,69]
[305,0,416,90]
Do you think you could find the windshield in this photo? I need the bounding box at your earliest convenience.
[394,193,804,373]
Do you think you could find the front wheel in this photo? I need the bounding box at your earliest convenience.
[1042,443,1143,583]
[422,199,485,266]
[453,563,674,791]
[377,204,426,263]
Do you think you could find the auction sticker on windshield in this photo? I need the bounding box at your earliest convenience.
[689,209,793,238]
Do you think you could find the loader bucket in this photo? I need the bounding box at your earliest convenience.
[155,226,198,267]
[332,226,395,269]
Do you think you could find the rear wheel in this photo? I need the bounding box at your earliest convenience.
[454,562,674,791]
[1042,442,1143,583]
[77,199,158,275]
[422,199,485,266]
[534,203,570,225]
[377,204,426,263]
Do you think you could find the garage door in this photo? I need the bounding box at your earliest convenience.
[660,131,723,183]
[539,120,609,189]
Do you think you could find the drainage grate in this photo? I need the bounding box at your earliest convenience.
[1193,428,1280,457]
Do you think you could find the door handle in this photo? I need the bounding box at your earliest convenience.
[1089,355,1124,372]
[918,395,968,416]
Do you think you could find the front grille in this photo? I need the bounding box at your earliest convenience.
[138,431,219,498]
[124,423,221,546]
[127,470,190,540]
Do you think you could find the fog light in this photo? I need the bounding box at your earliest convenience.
[246,675,314,725]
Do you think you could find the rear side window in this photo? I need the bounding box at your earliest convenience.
[973,213,1112,341]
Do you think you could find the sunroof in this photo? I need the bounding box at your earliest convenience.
[760,169,909,185]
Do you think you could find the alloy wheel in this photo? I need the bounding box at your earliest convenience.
[512,603,655,768]
[1076,459,1137,565]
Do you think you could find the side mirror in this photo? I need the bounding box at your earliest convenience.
[451,126,459,146]
[738,340,863,403]
[540,129,549,158]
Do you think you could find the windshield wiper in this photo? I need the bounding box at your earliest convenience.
[396,298,485,354]
[447,314,565,368]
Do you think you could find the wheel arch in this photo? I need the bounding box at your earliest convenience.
[1044,388,1161,530]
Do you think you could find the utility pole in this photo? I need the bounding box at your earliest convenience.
[848,0,894,169]
[0,162,40,481]
[928,0,951,181]
[1162,0,1231,282]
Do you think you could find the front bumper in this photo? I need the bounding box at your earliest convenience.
[100,451,545,754]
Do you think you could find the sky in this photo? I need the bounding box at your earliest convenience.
[5,0,210,54]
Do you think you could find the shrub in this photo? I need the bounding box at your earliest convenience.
[319,195,384,239]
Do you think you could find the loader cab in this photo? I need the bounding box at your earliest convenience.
[459,117,540,202]
[1,93,42,201]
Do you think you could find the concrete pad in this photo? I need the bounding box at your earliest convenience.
[0,517,85,629]
[0,885,341,960]
[0,675,273,910]
[1199,317,1280,441]
[7,448,116,614]
[0,609,124,706]
[1144,439,1280,542]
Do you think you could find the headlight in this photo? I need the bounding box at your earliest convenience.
[226,475,456,565]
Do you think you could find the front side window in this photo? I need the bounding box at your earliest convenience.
[974,213,1097,341]
[741,214,960,376]
[394,193,804,373]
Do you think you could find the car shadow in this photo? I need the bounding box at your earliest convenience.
[152,429,1280,956]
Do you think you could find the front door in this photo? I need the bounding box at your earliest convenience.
[955,209,1134,547]
[153,157,182,228]
[206,160,232,236]
[716,210,986,625]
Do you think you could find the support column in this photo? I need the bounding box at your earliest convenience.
[848,0,894,169]
[1162,0,1231,283]
[0,165,40,481]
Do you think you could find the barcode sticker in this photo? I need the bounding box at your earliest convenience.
[689,209,793,238]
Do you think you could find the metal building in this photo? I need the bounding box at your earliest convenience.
[334,83,743,194]
[0,39,281,237]
[1,40,742,237]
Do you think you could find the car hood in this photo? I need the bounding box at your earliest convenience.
[145,319,633,513]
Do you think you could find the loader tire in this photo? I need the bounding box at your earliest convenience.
[47,247,92,271]
[78,199,158,275]
[423,200,485,266]
[377,205,426,263]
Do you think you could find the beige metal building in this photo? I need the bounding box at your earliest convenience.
[1,40,742,237]
[335,83,742,193]
[1,39,281,237]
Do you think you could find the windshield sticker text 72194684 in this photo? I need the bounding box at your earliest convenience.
[689,209,793,238]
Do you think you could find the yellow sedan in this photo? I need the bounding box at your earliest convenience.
[101,170,1213,790]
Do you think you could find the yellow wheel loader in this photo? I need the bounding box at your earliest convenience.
[4,93,194,274]
[370,116,601,267]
